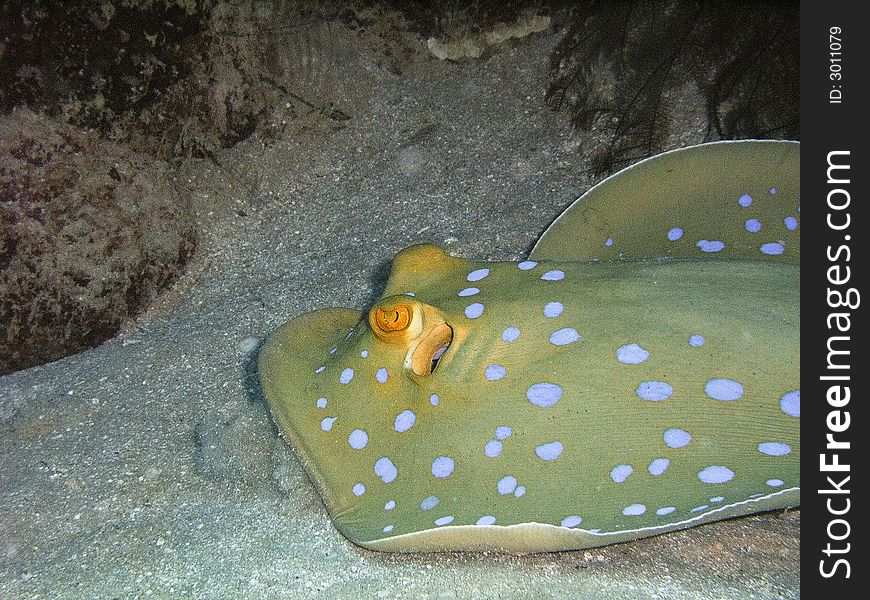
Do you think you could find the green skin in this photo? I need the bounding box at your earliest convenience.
[529,140,800,265]
[259,141,800,553]
[260,251,799,552]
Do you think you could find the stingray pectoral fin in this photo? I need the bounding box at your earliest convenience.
[530,140,800,264]
[259,307,363,510]
[364,488,800,553]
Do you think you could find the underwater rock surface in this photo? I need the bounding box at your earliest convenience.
[0,110,195,375]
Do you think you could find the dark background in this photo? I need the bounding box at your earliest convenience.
[802,0,866,595]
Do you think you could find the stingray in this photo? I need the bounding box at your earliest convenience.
[259,140,799,553]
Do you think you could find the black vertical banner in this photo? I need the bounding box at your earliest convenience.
[802,0,868,595]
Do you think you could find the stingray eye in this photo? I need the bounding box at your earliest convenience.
[372,305,412,336]
[375,306,410,331]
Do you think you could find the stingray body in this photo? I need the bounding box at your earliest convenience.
[259,141,799,553]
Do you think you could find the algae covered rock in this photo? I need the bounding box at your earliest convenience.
[0,111,195,374]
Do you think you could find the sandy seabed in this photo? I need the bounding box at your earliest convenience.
[0,29,798,599]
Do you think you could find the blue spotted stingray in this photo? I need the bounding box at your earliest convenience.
[259,140,799,553]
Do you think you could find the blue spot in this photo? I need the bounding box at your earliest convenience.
[605,238,614,246]
[315,366,325,373]
[656,507,676,516]
[514,485,526,497]
[464,303,485,319]
[385,500,396,510]
[477,516,497,525]
[648,458,670,476]
[758,442,791,456]
[502,326,521,342]
[698,465,735,484]
[767,479,785,487]
[688,334,705,347]
[435,516,454,526]
[780,390,800,417]
[691,505,709,513]
[540,270,565,281]
[760,242,784,255]
[374,457,397,483]
[329,347,337,355]
[667,227,683,241]
[550,328,580,345]
[352,483,366,496]
[497,475,517,495]
[339,368,354,384]
[348,429,368,450]
[430,393,440,406]
[316,397,327,409]
[394,409,416,433]
[745,218,761,233]
[710,496,724,503]
[623,504,646,516]
[664,428,692,448]
[320,417,336,432]
[376,368,389,384]
[561,515,583,528]
[518,261,537,270]
[485,364,507,381]
[467,268,490,282]
[704,378,744,401]
[432,456,454,478]
[495,426,512,440]
[360,350,369,358]
[484,440,503,457]
[458,287,480,297]
[784,216,798,230]
[617,343,649,364]
[610,464,633,483]
[383,525,394,533]
[543,302,564,318]
[697,240,725,252]
[527,383,563,407]
[636,381,673,401]
[770,187,777,195]
[739,193,753,207]
[535,441,564,461]
[420,496,439,510]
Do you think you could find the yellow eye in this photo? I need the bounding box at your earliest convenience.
[372,305,411,334]
[367,295,454,374]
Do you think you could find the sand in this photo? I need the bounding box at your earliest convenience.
[0,30,798,599]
